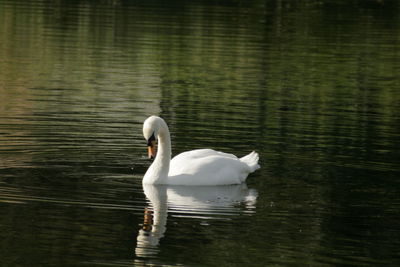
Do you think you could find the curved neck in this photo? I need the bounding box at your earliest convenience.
[143,120,171,184]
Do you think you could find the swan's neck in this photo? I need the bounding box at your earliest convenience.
[143,123,171,184]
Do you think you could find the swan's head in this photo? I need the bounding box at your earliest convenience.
[143,116,164,159]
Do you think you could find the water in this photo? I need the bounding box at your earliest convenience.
[1,0,399,266]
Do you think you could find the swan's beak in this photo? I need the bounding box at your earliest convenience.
[147,140,156,159]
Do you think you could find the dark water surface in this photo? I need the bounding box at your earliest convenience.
[1,0,400,266]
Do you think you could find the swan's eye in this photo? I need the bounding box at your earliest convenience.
[147,132,156,146]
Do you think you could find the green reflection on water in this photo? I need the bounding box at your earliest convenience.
[0,0,399,266]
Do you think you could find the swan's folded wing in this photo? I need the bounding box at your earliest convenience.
[169,149,241,178]
[173,149,237,160]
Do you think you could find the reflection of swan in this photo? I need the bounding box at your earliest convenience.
[135,183,258,258]
[142,116,260,185]
[135,185,168,258]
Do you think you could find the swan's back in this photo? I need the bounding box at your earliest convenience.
[168,149,260,185]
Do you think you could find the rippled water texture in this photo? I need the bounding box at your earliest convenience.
[1,0,400,266]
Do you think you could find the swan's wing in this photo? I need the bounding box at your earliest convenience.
[172,149,237,161]
[169,149,238,176]
[169,149,247,183]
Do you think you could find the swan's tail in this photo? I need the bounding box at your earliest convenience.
[240,151,260,173]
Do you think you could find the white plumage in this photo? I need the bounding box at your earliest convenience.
[142,116,260,185]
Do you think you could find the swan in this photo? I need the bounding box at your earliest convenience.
[142,116,260,185]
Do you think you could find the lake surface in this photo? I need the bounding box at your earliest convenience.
[1,0,400,266]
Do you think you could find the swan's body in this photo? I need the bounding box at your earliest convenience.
[142,116,260,185]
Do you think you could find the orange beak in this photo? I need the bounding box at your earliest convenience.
[147,140,156,159]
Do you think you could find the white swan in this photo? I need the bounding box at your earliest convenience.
[142,116,260,185]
